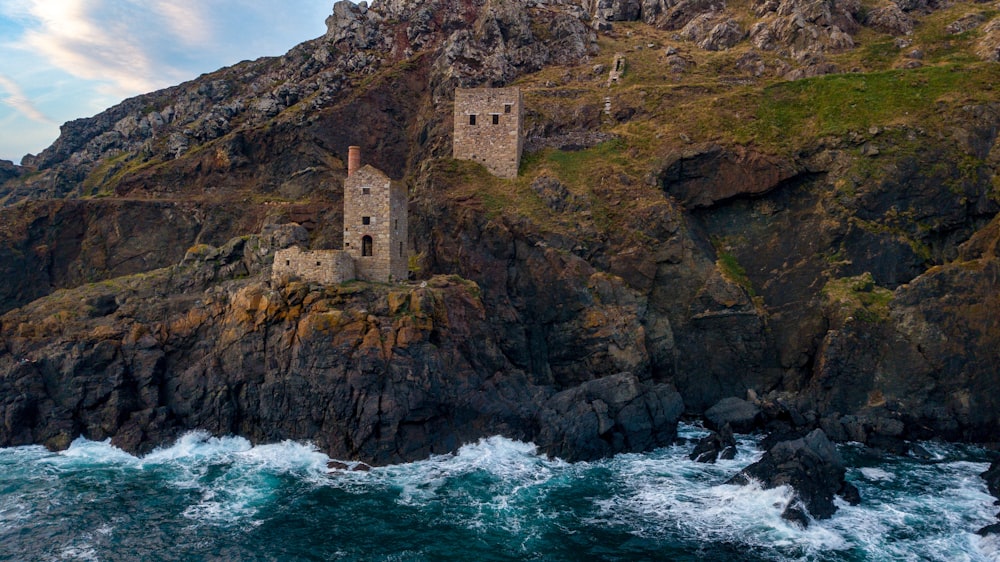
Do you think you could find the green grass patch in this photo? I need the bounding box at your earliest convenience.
[527,139,629,187]
[718,251,755,297]
[737,64,1000,150]
[822,272,895,323]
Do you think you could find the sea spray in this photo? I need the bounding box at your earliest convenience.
[0,425,996,561]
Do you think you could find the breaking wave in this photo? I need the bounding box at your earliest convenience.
[0,424,995,561]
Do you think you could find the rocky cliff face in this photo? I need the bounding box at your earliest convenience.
[1,0,1000,462]
[0,226,682,463]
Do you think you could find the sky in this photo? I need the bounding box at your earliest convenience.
[0,0,335,164]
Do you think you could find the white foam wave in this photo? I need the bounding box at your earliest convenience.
[595,450,850,557]
[49,437,139,468]
[0,427,997,560]
[977,533,1000,562]
[859,467,895,481]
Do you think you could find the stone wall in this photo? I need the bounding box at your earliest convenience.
[344,165,408,282]
[272,246,355,284]
[453,87,523,179]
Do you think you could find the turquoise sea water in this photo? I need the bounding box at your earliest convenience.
[0,424,996,561]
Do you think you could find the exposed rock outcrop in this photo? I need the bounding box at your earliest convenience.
[653,144,800,208]
[865,4,914,35]
[689,422,737,462]
[979,458,1000,536]
[729,429,860,524]
[0,225,686,464]
[536,373,685,460]
[749,0,860,57]
[978,18,1000,61]
[704,397,762,432]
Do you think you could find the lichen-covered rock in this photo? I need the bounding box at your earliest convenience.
[977,18,1000,61]
[642,0,726,30]
[946,12,985,34]
[749,0,859,56]
[865,4,914,35]
[699,19,746,50]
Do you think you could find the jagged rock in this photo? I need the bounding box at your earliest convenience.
[735,50,768,75]
[946,12,986,34]
[654,144,800,208]
[729,429,860,524]
[749,0,859,56]
[531,176,587,212]
[893,0,928,11]
[977,19,1000,61]
[979,459,1000,536]
[642,0,726,30]
[0,160,21,184]
[704,397,762,432]
[679,13,716,43]
[536,373,685,461]
[582,0,643,22]
[700,19,746,50]
[689,423,738,462]
[665,52,694,73]
[782,56,838,80]
[983,459,1000,499]
[866,4,914,35]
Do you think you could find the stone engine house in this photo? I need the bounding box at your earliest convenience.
[453,87,524,179]
[272,146,408,284]
[343,151,409,282]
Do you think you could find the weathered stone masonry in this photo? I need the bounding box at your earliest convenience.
[271,246,355,284]
[453,87,524,179]
[344,163,409,282]
[273,146,408,284]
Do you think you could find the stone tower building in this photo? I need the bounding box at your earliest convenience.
[343,146,409,282]
[453,87,523,179]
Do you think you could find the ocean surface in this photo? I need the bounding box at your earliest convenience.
[0,423,996,561]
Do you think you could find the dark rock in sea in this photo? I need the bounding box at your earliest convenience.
[327,460,372,472]
[781,503,812,528]
[982,458,1000,499]
[704,397,762,433]
[535,373,685,462]
[689,423,737,463]
[908,443,935,460]
[729,429,858,524]
[978,522,1000,537]
[759,428,809,452]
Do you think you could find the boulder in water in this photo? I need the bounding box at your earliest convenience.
[689,423,738,463]
[704,397,762,433]
[729,428,860,525]
[979,458,1000,535]
[535,373,684,462]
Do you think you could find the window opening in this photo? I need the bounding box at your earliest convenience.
[492,114,499,125]
[504,104,512,114]
[286,260,290,266]
[399,242,403,257]
[362,187,370,195]
[316,261,321,266]
[362,216,371,225]
[469,114,477,126]
[362,236,373,257]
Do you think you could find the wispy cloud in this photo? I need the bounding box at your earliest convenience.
[0,73,53,124]
[148,0,213,47]
[5,0,206,97]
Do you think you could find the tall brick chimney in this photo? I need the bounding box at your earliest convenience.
[348,146,361,177]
